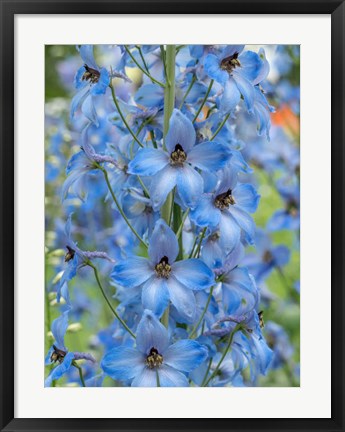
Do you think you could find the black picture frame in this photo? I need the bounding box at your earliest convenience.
[1,1,344,431]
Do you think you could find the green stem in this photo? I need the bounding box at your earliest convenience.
[124,45,165,88]
[188,235,199,259]
[72,360,86,387]
[173,203,184,260]
[179,74,197,109]
[101,167,148,249]
[193,227,207,258]
[192,79,214,123]
[161,44,176,223]
[88,262,136,339]
[200,357,213,387]
[190,286,214,339]
[109,82,144,148]
[137,175,150,198]
[176,208,190,240]
[135,45,151,75]
[160,45,169,86]
[202,324,243,387]
[210,113,230,141]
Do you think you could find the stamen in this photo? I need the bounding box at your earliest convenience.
[155,256,171,279]
[220,53,241,73]
[263,250,273,263]
[170,144,187,166]
[65,245,75,262]
[82,64,100,84]
[50,345,67,364]
[214,189,236,209]
[146,347,163,369]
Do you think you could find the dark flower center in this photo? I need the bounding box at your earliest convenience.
[170,144,187,166]
[146,347,163,369]
[155,256,171,279]
[263,250,273,263]
[65,245,75,262]
[287,199,298,216]
[214,189,236,209]
[50,345,67,364]
[220,53,241,73]
[258,311,265,329]
[82,64,100,84]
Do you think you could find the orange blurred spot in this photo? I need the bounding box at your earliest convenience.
[272,104,300,137]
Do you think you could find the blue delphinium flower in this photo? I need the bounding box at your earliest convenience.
[204,45,269,113]
[45,311,96,387]
[101,310,208,386]
[71,45,110,126]
[112,219,214,322]
[190,167,260,251]
[58,214,114,304]
[128,109,231,210]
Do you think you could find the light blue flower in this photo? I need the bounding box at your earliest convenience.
[111,219,214,322]
[101,310,208,386]
[128,109,231,210]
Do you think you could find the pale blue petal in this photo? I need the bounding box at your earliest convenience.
[148,219,179,264]
[149,165,178,211]
[232,73,255,113]
[111,257,153,288]
[166,276,196,322]
[142,276,170,317]
[190,195,221,227]
[79,45,98,69]
[166,109,196,154]
[91,68,110,95]
[219,212,241,252]
[220,79,241,113]
[164,340,208,372]
[233,184,260,213]
[70,85,89,120]
[51,311,69,351]
[136,310,170,355]
[81,94,99,126]
[158,365,189,387]
[204,54,228,86]
[176,165,203,209]
[187,142,231,172]
[230,206,256,243]
[128,148,169,176]
[172,259,214,291]
[101,347,144,381]
[131,367,157,387]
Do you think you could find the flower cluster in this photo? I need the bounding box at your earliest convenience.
[45,44,300,387]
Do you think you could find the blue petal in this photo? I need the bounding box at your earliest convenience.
[142,276,170,317]
[190,195,221,227]
[128,148,169,176]
[172,259,214,291]
[166,109,196,154]
[272,245,290,267]
[219,212,241,252]
[101,347,144,381]
[51,311,69,351]
[149,165,178,211]
[230,206,256,243]
[222,268,258,315]
[187,142,231,172]
[79,45,98,70]
[81,94,99,126]
[135,84,164,107]
[111,257,152,288]
[166,276,196,322]
[131,367,157,387]
[204,54,228,86]
[176,164,203,209]
[238,50,264,83]
[91,68,110,95]
[136,310,170,355]
[44,352,74,387]
[232,73,255,113]
[164,339,208,372]
[148,219,178,264]
[70,85,89,120]
[233,184,260,213]
[158,365,189,387]
[221,45,245,59]
[220,79,241,113]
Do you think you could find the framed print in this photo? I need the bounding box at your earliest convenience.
[1,1,344,431]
